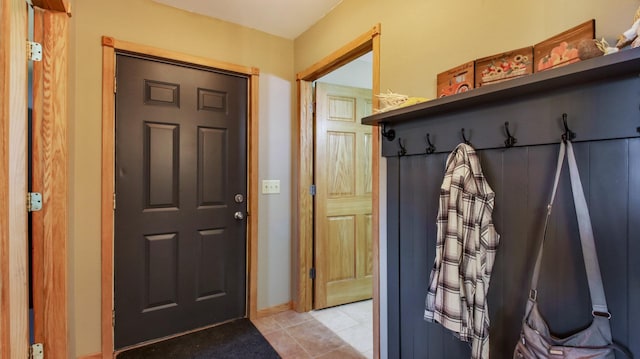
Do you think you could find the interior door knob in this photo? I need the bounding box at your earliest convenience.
[234,211,244,220]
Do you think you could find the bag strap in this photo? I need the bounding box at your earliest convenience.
[529,140,610,317]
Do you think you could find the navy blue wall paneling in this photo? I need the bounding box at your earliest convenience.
[388,140,638,358]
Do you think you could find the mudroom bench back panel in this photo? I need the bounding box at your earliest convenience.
[363,48,640,358]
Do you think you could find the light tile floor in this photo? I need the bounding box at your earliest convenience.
[311,300,373,359]
[252,300,373,359]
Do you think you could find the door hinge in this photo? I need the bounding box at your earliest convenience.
[114,75,117,93]
[112,309,115,327]
[309,267,316,280]
[30,343,44,359]
[309,184,316,196]
[113,192,116,210]
[27,192,43,212]
[27,41,42,62]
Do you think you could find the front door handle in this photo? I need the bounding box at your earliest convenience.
[234,211,244,220]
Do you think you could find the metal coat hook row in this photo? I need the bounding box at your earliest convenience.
[425,133,436,154]
[504,121,517,148]
[381,122,396,141]
[461,128,471,145]
[397,137,407,156]
[561,113,576,143]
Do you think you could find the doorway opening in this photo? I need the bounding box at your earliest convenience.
[307,53,374,356]
[295,24,381,358]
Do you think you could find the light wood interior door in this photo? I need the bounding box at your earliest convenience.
[314,82,373,309]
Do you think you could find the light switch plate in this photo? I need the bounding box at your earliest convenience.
[262,180,280,194]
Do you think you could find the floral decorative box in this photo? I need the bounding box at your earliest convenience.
[534,19,595,72]
[436,61,474,98]
[475,47,533,87]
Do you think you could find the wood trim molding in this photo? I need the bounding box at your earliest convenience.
[0,0,12,356]
[32,7,69,359]
[100,41,115,359]
[296,24,380,81]
[101,36,255,76]
[294,79,314,312]
[371,27,381,359]
[294,24,381,359]
[1,0,29,357]
[101,36,259,357]
[77,353,103,359]
[248,71,260,320]
[256,302,292,319]
[32,0,72,15]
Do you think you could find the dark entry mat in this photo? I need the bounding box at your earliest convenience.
[117,319,281,359]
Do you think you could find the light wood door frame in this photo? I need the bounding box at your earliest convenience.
[32,6,70,359]
[1,1,70,358]
[295,24,381,358]
[0,0,28,357]
[101,37,260,358]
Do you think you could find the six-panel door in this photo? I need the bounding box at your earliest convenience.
[114,54,248,348]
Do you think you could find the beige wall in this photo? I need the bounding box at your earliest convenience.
[295,0,637,98]
[68,0,294,356]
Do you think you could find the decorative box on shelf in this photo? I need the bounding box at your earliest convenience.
[475,47,533,87]
[534,19,595,72]
[436,61,474,98]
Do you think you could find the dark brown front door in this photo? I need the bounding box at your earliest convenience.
[114,54,248,349]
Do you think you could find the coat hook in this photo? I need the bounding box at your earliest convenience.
[398,137,407,156]
[504,121,517,148]
[561,113,576,142]
[425,133,436,154]
[461,128,471,145]
[381,122,395,141]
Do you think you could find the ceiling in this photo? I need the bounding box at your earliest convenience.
[153,0,344,39]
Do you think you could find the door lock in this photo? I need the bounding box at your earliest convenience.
[234,194,244,203]
[234,211,244,220]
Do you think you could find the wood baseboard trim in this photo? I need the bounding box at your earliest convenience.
[256,302,292,318]
[77,353,102,359]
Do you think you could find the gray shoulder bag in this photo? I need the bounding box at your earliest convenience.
[513,140,632,359]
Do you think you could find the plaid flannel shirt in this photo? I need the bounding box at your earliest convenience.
[424,143,500,359]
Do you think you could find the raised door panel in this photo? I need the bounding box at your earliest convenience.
[361,133,372,195]
[327,131,355,197]
[144,123,179,209]
[357,214,373,278]
[195,229,227,300]
[327,216,356,282]
[197,127,227,207]
[143,233,179,312]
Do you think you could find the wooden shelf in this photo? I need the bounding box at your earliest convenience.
[362,47,640,126]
